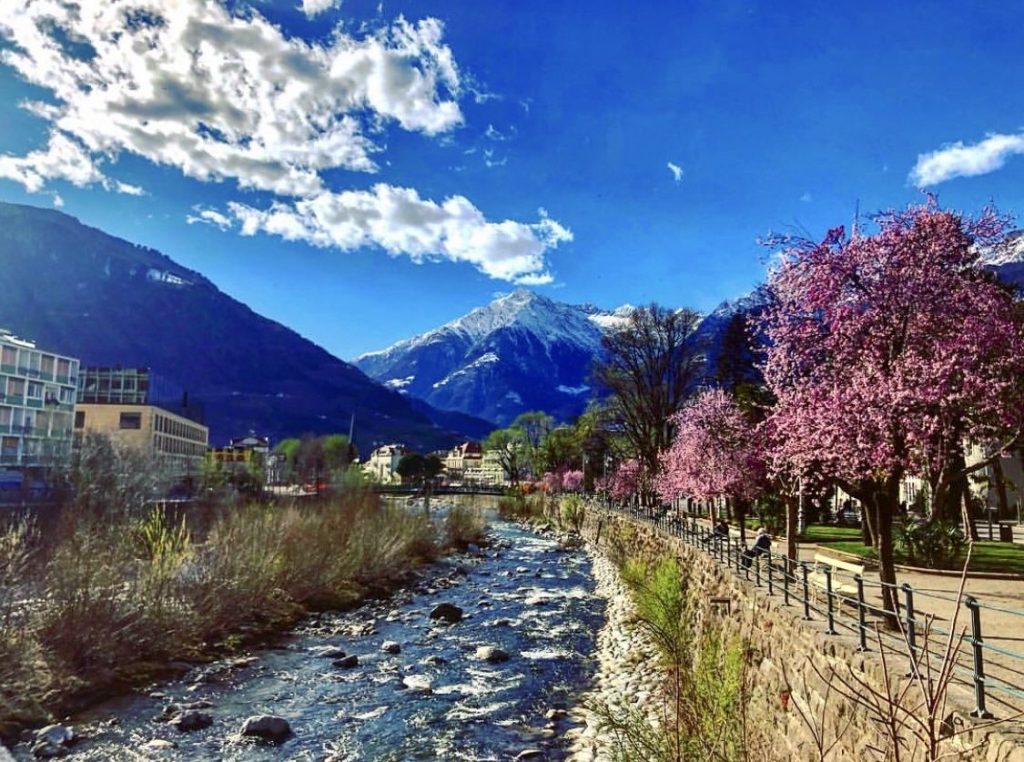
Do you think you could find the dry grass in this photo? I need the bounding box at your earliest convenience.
[0,489,452,739]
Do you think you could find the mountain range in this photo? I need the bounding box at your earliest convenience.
[3,200,1022,445]
[357,234,1024,426]
[0,202,492,450]
[355,290,633,425]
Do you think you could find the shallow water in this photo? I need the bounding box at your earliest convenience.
[17,518,604,761]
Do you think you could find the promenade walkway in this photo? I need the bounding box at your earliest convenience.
[611,506,1024,719]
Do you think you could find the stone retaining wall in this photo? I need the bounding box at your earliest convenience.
[579,508,1024,762]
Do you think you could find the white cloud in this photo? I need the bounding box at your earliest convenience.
[186,207,233,230]
[667,161,683,183]
[909,131,1024,187]
[301,0,341,17]
[0,130,140,195]
[223,185,572,284]
[0,1,463,196]
[0,0,571,284]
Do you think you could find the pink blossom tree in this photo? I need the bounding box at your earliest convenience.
[561,469,584,493]
[759,201,1024,616]
[608,459,643,503]
[657,389,766,545]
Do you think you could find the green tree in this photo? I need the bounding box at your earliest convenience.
[484,426,527,485]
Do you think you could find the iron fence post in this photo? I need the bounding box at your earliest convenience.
[801,562,811,620]
[902,583,917,671]
[854,574,868,652]
[966,596,994,719]
[783,557,791,606]
[767,551,774,595]
[824,567,837,634]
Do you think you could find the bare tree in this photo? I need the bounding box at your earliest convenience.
[593,304,704,487]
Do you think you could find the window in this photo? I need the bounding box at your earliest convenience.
[119,412,142,430]
[27,382,43,399]
[74,411,85,429]
[7,378,24,397]
[1,346,15,367]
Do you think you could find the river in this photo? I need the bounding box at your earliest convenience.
[14,512,605,761]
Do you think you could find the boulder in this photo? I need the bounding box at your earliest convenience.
[475,646,511,663]
[310,646,347,659]
[239,715,292,744]
[333,654,359,669]
[401,675,433,693]
[380,641,401,655]
[515,751,544,761]
[170,710,212,733]
[31,725,74,758]
[429,603,463,624]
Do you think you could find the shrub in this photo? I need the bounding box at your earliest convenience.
[445,505,486,549]
[896,519,965,568]
[559,494,586,533]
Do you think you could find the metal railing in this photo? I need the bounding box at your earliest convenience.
[599,501,1024,719]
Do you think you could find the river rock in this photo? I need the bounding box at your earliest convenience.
[171,710,213,733]
[381,641,401,655]
[401,675,433,693]
[429,603,463,623]
[31,725,74,758]
[475,645,511,663]
[466,543,481,554]
[239,715,292,743]
[140,739,177,753]
[333,654,359,668]
[310,645,347,659]
[515,749,544,760]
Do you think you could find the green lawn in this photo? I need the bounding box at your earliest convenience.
[801,525,863,543]
[820,539,1024,575]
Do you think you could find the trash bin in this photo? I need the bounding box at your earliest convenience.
[999,523,1014,542]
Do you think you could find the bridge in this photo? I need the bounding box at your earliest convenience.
[371,484,506,497]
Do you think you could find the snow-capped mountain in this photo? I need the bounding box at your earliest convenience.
[986,230,1024,291]
[355,289,631,425]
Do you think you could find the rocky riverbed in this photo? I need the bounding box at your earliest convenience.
[565,548,666,761]
[8,518,609,761]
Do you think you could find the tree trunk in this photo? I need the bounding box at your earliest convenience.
[962,489,979,541]
[785,493,798,562]
[861,500,876,547]
[874,479,901,628]
[992,456,1010,521]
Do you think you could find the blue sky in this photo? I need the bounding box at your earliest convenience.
[1,0,1023,359]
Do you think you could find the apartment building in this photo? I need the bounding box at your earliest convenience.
[75,367,208,478]
[0,330,79,473]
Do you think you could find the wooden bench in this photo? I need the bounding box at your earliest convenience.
[808,553,865,608]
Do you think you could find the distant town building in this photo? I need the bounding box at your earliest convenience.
[363,443,406,484]
[0,330,79,495]
[207,433,273,483]
[443,441,508,487]
[443,441,482,484]
[75,366,208,479]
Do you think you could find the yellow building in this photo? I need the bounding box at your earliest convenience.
[74,403,208,477]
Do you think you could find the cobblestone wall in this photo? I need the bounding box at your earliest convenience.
[580,508,1024,761]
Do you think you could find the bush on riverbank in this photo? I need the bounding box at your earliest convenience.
[0,490,449,739]
[596,548,773,761]
[497,492,546,522]
[444,505,487,549]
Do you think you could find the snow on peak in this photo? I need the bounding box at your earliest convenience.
[983,230,1024,267]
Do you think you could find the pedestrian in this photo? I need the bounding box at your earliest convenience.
[742,527,772,568]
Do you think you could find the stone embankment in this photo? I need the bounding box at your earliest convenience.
[579,507,1024,762]
[565,545,665,761]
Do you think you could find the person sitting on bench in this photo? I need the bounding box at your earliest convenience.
[703,518,729,545]
[742,527,772,567]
